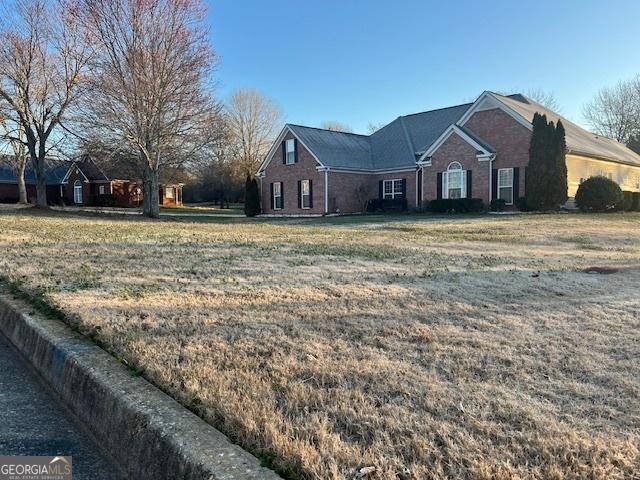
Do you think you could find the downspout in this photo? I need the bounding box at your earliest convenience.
[324,169,329,214]
[488,154,496,202]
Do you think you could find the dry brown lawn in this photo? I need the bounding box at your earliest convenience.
[0,208,639,479]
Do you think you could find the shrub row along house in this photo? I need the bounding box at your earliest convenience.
[0,155,183,207]
[257,91,640,214]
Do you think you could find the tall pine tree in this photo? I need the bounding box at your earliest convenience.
[244,175,261,217]
[525,113,568,210]
[551,120,568,206]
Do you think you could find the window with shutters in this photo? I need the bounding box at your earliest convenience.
[498,168,514,205]
[444,162,465,199]
[301,180,311,209]
[273,182,283,209]
[383,179,403,199]
[285,139,296,164]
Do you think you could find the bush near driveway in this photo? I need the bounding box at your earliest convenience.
[575,176,623,212]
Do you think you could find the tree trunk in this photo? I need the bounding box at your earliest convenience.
[142,162,160,218]
[33,154,48,208]
[17,158,28,204]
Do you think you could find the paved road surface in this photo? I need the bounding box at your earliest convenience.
[0,333,123,479]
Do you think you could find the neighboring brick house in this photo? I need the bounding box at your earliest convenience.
[257,91,640,214]
[0,154,183,206]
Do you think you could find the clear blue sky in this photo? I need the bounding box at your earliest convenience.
[207,0,640,133]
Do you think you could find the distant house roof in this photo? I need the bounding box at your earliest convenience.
[260,91,640,173]
[72,154,110,182]
[0,157,71,185]
[491,93,640,167]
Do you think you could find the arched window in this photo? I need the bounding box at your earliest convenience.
[73,180,83,204]
[444,162,465,199]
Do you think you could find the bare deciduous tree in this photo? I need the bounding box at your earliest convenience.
[226,88,284,181]
[583,77,640,143]
[525,88,562,113]
[0,0,92,207]
[367,122,386,134]
[79,0,218,218]
[320,121,353,133]
[0,115,28,203]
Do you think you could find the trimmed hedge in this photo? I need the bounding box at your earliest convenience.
[366,198,408,212]
[490,198,506,212]
[87,194,117,207]
[619,191,634,212]
[632,192,640,211]
[427,198,484,213]
[575,176,622,212]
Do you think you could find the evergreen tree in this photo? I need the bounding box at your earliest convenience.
[551,120,568,206]
[244,175,261,217]
[526,113,548,210]
[525,113,568,210]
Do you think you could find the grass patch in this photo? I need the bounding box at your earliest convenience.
[0,208,639,479]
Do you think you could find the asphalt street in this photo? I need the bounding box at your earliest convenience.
[0,333,123,479]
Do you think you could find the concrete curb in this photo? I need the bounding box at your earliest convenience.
[0,291,281,480]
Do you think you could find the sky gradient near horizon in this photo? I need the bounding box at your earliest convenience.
[207,0,640,134]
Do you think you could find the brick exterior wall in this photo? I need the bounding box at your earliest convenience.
[423,132,489,202]
[64,167,91,204]
[261,132,325,214]
[464,108,531,199]
[326,171,370,214]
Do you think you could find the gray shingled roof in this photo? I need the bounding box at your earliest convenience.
[280,92,640,171]
[74,154,110,181]
[285,102,474,171]
[0,157,71,185]
[288,124,372,169]
[401,103,472,154]
[495,93,640,167]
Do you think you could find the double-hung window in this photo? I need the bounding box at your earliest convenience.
[497,168,514,205]
[99,185,105,195]
[273,182,283,209]
[285,139,296,164]
[301,180,311,209]
[165,186,174,199]
[383,179,404,199]
[443,162,465,199]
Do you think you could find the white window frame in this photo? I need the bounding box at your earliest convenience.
[165,186,174,199]
[442,162,466,199]
[273,182,283,210]
[99,185,105,195]
[382,179,404,200]
[73,180,83,204]
[285,139,296,165]
[497,168,514,205]
[301,179,311,209]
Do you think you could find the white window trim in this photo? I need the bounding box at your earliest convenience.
[442,163,467,199]
[99,185,105,195]
[285,139,296,165]
[301,179,311,209]
[382,178,404,200]
[73,180,83,204]
[273,182,283,210]
[497,167,514,205]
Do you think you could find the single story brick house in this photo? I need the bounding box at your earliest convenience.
[0,154,183,206]
[257,91,640,214]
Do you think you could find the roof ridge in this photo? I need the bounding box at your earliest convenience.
[287,123,369,137]
[400,102,473,119]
